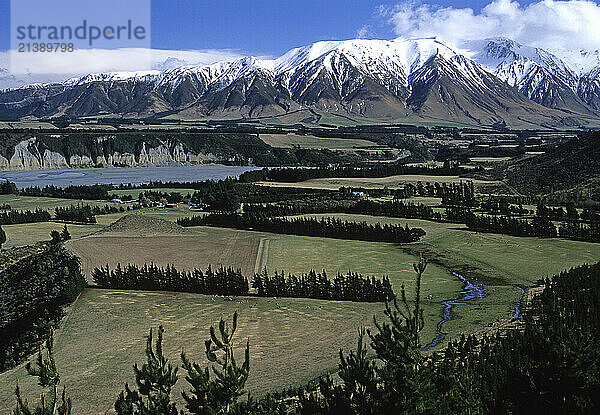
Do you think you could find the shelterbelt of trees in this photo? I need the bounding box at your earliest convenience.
[239,160,474,183]
[92,263,394,303]
[0,244,86,372]
[178,213,427,243]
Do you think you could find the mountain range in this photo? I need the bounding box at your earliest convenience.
[2,36,600,128]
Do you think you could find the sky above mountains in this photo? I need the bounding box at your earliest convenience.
[0,0,598,87]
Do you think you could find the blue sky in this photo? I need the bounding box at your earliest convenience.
[0,0,541,56]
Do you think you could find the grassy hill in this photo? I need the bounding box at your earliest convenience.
[502,131,600,198]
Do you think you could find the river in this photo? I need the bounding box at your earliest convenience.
[0,166,260,188]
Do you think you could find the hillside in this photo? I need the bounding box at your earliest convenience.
[502,131,600,197]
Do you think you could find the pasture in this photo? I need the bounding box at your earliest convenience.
[295,213,600,285]
[0,288,384,414]
[3,222,103,248]
[260,133,382,150]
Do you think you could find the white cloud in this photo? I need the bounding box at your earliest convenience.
[382,0,600,52]
[0,47,248,89]
[356,25,373,39]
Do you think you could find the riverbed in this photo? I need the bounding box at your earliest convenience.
[0,165,260,188]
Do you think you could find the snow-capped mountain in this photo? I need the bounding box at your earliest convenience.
[1,36,600,128]
[463,38,600,114]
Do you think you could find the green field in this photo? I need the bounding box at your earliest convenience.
[295,213,599,285]
[3,222,103,248]
[0,289,384,414]
[2,208,199,249]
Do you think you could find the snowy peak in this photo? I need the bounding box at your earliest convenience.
[2,35,600,127]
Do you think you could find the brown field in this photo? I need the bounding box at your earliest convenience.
[66,226,269,281]
[260,133,379,149]
[0,288,383,414]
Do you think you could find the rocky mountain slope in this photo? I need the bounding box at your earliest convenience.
[1,37,600,128]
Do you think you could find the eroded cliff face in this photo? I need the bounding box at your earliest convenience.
[0,137,224,171]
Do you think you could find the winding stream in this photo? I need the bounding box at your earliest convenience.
[514,286,525,318]
[423,272,486,350]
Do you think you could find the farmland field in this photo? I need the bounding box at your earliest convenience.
[67,226,268,280]
[3,222,103,248]
[294,213,600,285]
[259,174,510,193]
[260,133,382,149]
[0,288,384,414]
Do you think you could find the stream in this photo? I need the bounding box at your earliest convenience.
[514,286,525,318]
[423,272,486,350]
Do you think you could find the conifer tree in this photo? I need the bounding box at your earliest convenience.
[13,328,72,415]
[0,224,6,248]
[50,230,62,244]
[115,326,179,415]
[181,312,250,414]
[368,254,436,413]
[60,225,71,241]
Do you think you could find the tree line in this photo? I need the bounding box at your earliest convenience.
[93,264,248,296]
[0,208,51,225]
[245,198,443,222]
[252,269,394,302]
[178,213,427,243]
[92,263,395,303]
[54,203,126,223]
[465,211,600,241]
[239,163,471,183]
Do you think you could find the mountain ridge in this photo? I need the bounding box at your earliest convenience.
[2,36,600,128]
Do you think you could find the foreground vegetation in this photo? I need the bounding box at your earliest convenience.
[0,245,86,372]
[9,258,600,414]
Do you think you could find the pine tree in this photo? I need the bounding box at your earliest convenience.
[60,225,71,241]
[181,312,250,414]
[13,328,72,415]
[368,254,437,413]
[50,230,62,244]
[0,224,6,248]
[336,327,379,414]
[114,326,179,415]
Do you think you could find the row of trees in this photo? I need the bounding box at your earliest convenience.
[92,264,249,296]
[0,208,51,225]
[465,212,600,241]
[245,198,442,222]
[240,163,469,183]
[465,213,558,238]
[92,263,395,303]
[252,270,394,302]
[18,184,113,200]
[178,213,427,243]
[54,204,97,223]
